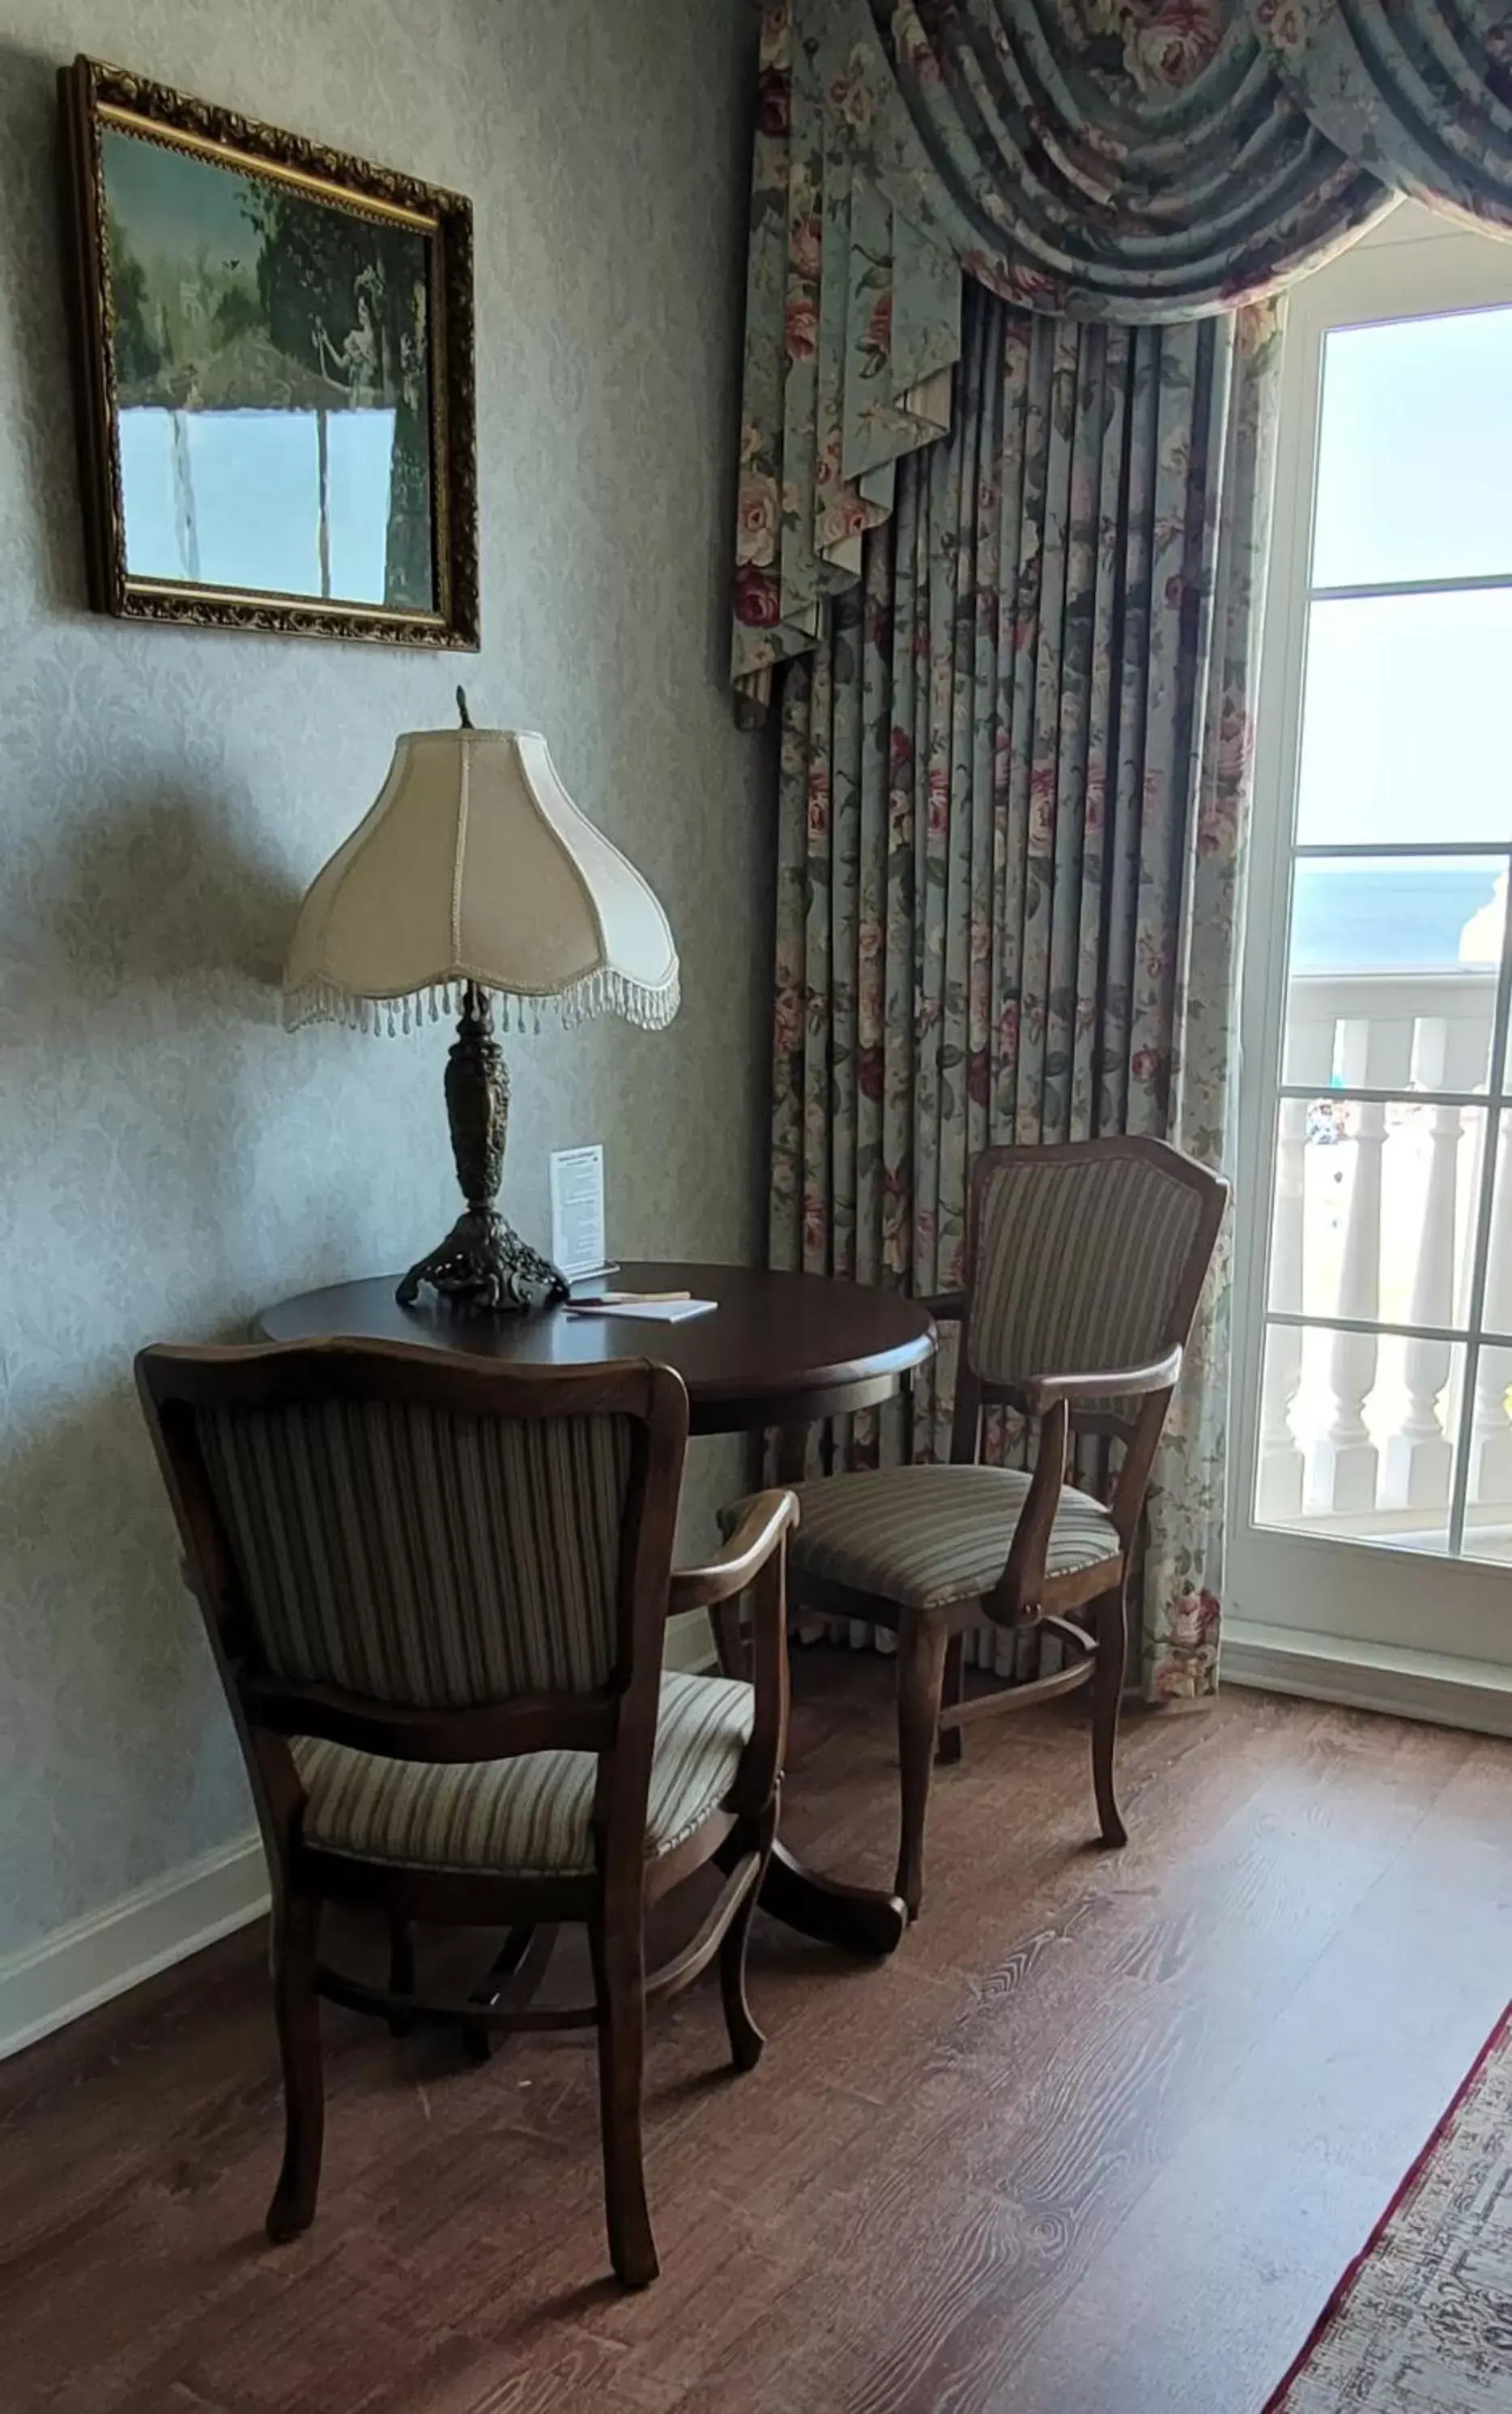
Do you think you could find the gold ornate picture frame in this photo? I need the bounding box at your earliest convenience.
[59,56,479,649]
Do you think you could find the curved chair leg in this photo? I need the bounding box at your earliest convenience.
[590,1906,658,2288]
[895,1610,949,1921]
[720,1807,776,2073]
[1091,1579,1129,1849]
[461,1923,551,2066]
[266,1889,324,2245]
[935,1631,965,1766]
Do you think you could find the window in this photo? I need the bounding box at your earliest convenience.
[1247,229,1512,1571]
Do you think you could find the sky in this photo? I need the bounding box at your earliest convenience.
[103,126,261,272]
[1294,302,1512,853]
[119,409,395,603]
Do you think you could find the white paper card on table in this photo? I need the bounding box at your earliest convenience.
[565,1299,716,1324]
[549,1145,607,1279]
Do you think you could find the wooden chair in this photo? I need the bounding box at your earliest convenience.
[135,1339,797,2288]
[739,1138,1225,1920]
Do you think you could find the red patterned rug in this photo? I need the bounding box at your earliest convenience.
[1264,2002,1512,2412]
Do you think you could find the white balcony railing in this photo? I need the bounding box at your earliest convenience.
[1257,966,1512,1559]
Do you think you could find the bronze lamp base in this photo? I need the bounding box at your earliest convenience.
[396,985,568,1315]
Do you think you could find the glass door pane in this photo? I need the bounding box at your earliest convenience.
[1312,305,1512,586]
[1251,296,1512,1567]
[1296,593,1512,851]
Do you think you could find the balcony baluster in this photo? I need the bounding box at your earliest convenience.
[1262,967,1500,1547]
[1310,1017,1412,1515]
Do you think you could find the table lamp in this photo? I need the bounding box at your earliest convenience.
[283,693,679,1311]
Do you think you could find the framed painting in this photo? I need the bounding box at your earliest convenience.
[59,56,479,648]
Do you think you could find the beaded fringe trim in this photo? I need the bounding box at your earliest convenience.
[283,966,680,1038]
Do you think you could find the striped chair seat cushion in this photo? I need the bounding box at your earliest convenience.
[770,1465,1121,1613]
[291,1670,754,1878]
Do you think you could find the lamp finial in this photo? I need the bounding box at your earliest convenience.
[455,685,473,729]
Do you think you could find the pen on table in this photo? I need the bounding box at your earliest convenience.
[564,1290,692,1309]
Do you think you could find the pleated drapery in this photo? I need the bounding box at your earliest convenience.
[747,0,1512,1695]
[1258,0,1512,233]
[733,0,1512,706]
[771,281,1282,1697]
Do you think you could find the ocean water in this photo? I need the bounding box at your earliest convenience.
[1289,862,1502,973]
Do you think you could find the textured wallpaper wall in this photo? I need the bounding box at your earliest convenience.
[0,0,770,1958]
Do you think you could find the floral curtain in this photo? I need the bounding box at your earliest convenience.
[771,278,1282,1697]
[734,0,1512,707]
[1257,2,1512,233]
[747,0,1512,1695]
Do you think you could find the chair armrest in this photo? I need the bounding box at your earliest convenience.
[668,1489,799,1619]
[1018,1346,1183,1415]
[918,1292,966,1323]
[991,1356,1179,1614]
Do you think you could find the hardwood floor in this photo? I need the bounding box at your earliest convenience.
[3,1657,1510,2414]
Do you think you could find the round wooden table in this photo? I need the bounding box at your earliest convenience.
[256,1261,937,1956]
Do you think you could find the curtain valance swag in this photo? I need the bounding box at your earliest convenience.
[732,0,1512,710]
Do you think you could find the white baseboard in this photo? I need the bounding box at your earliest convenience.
[1222,1620,1512,1739]
[0,1830,268,2063]
[15,1625,1493,2066]
[0,1627,739,2067]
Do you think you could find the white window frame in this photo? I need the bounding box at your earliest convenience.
[1229,203,1512,1678]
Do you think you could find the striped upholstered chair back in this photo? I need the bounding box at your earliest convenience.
[965,1139,1223,1436]
[197,1398,635,1708]
[138,1341,689,1727]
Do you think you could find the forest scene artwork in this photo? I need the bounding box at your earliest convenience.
[62,60,475,645]
[99,124,435,613]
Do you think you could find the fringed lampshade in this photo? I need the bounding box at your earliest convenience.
[283,706,679,1311]
[284,724,679,1039]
